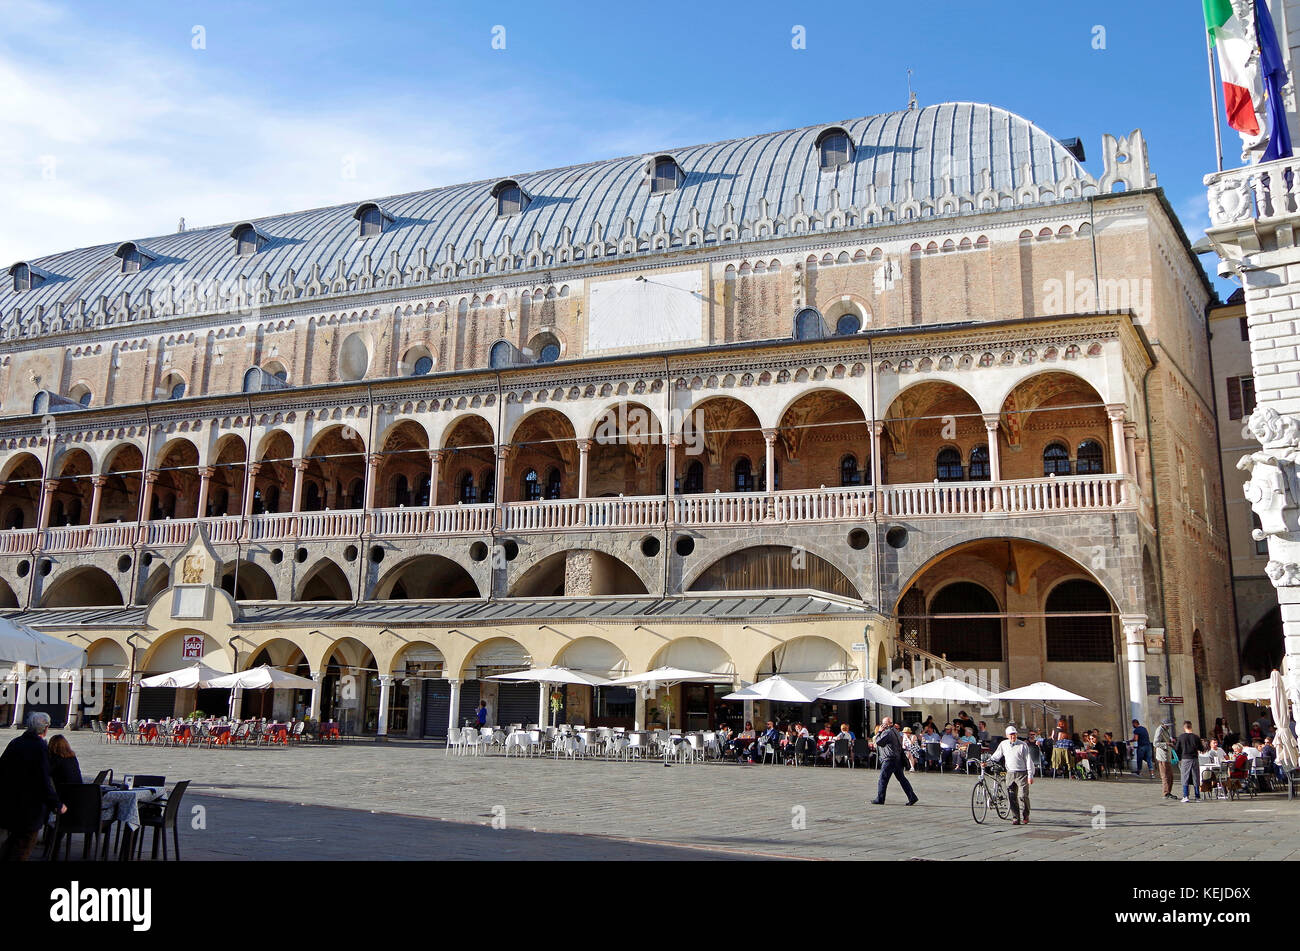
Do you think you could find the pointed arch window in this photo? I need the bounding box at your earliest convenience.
[1043,442,1071,476]
[936,447,964,482]
[545,467,562,500]
[481,469,496,504]
[840,454,861,487]
[968,444,990,481]
[683,460,703,494]
[394,474,410,507]
[1076,439,1104,474]
[734,457,755,492]
[416,475,431,507]
[522,468,541,501]
[458,471,477,504]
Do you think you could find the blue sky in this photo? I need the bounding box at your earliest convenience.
[0,0,1236,294]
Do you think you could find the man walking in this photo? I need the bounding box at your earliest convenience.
[1154,718,1176,799]
[1176,721,1202,803]
[1131,718,1153,777]
[870,717,918,806]
[0,712,66,861]
[989,724,1033,825]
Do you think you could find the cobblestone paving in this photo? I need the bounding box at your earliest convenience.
[62,735,1300,860]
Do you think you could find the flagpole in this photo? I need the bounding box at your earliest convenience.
[1205,16,1225,171]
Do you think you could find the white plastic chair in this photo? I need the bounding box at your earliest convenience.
[463,729,482,756]
[445,726,463,756]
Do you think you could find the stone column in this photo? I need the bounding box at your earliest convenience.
[1106,405,1128,477]
[871,421,885,512]
[538,682,550,729]
[195,468,214,519]
[634,688,646,731]
[495,445,511,505]
[89,476,107,525]
[37,480,58,531]
[1123,423,1137,478]
[364,453,381,509]
[125,674,141,724]
[428,449,447,506]
[291,461,306,513]
[376,675,393,741]
[309,672,322,721]
[1121,616,1150,727]
[577,439,592,498]
[982,415,1002,481]
[241,463,261,519]
[762,428,777,492]
[447,679,462,737]
[9,663,26,728]
[65,668,82,730]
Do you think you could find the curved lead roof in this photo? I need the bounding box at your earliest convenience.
[3,102,1093,318]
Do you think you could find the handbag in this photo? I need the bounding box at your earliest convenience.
[1170,748,1179,764]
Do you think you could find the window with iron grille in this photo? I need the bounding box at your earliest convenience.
[929,582,1002,662]
[1045,579,1114,662]
[651,157,681,194]
[818,131,853,169]
[522,468,540,501]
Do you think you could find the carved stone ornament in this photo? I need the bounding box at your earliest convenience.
[1207,173,1253,226]
[1240,407,1300,584]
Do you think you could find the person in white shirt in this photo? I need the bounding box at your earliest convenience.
[989,724,1034,825]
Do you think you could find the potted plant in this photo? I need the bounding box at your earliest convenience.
[549,689,564,726]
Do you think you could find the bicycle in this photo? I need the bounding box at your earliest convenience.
[971,759,1010,824]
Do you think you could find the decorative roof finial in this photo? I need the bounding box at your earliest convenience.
[907,68,917,111]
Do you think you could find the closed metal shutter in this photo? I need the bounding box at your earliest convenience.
[137,687,176,720]
[496,682,539,728]
[458,681,481,729]
[422,680,450,739]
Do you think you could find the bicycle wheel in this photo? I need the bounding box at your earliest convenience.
[971,781,989,824]
[992,780,1011,820]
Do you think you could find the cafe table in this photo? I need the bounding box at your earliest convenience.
[100,784,163,861]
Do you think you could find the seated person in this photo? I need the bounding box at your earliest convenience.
[900,727,921,771]
[976,721,990,747]
[816,723,835,751]
[955,727,979,768]
[755,720,780,761]
[1226,744,1249,793]
[780,724,799,755]
[730,721,757,759]
[938,726,959,768]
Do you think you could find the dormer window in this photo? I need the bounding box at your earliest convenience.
[816,128,854,170]
[231,223,267,256]
[650,156,683,194]
[352,202,393,238]
[114,242,154,274]
[492,180,529,217]
[9,263,45,292]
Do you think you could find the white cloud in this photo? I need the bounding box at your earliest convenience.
[0,2,708,265]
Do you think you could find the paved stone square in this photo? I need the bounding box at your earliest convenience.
[60,734,1300,860]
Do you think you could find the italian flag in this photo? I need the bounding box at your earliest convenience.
[1205,0,1264,137]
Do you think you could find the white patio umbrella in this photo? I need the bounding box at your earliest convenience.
[205,665,318,691]
[993,681,1099,735]
[1269,669,1299,769]
[0,616,85,669]
[1225,679,1274,704]
[606,667,727,730]
[484,666,612,687]
[721,675,823,703]
[139,663,229,689]
[818,678,912,708]
[898,676,995,726]
[486,666,612,728]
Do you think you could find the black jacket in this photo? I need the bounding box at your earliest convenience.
[874,727,903,761]
[49,754,82,788]
[0,731,62,833]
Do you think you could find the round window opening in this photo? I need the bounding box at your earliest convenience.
[343,545,358,562]
[640,536,661,558]
[412,355,433,376]
[885,526,908,549]
[674,535,695,557]
[469,541,489,562]
[117,554,132,572]
[835,313,862,336]
[848,528,870,550]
